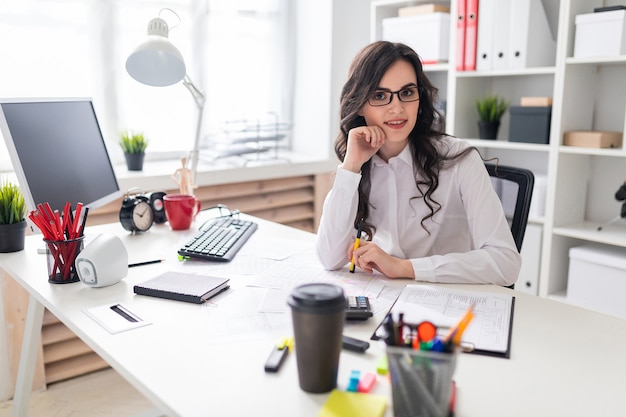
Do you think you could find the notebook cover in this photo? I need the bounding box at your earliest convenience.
[133,271,230,304]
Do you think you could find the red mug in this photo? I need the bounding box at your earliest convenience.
[163,194,201,230]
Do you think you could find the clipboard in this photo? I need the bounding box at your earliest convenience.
[371,285,515,359]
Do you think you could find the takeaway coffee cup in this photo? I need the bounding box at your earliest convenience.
[163,194,201,230]
[288,283,346,393]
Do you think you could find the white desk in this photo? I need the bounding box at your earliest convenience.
[2,214,626,416]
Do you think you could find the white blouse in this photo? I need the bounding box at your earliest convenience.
[315,137,521,286]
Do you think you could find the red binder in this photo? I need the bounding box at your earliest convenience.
[464,0,479,71]
[456,0,467,71]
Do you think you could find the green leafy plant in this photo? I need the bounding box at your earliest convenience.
[475,95,509,123]
[119,131,148,154]
[0,180,26,225]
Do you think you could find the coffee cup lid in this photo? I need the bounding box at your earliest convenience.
[288,283,345,313]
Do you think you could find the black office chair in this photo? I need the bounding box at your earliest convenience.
[485,163,534,253]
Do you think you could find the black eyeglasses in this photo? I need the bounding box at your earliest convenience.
[198,204,240,231]
[367,86,420,107]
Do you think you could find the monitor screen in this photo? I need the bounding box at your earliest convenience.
[0,98,121,220]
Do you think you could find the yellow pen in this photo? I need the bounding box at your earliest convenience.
[349,220,363,273]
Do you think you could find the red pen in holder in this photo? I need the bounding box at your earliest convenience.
[44,236,84,284]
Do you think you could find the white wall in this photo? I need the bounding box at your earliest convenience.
[292,0,371,162]
[291,0,333,159]
[329,0,372,160]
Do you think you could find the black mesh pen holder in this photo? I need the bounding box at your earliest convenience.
[386,346,457,417]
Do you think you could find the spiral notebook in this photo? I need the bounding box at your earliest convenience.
[133,271,230,304]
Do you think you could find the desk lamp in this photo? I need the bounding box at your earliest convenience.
[125,9,205,182]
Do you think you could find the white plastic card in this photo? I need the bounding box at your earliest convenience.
[83,303,152,334]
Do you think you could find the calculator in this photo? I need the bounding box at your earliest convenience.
[345,295,373,320]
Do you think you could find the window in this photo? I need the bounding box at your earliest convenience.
[0,0,294,168]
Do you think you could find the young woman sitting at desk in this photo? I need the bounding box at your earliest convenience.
[316,41,520,286]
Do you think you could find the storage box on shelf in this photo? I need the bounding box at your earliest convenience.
[382,12,450,64]
[563,131,623,149]
[509,106,552,144]
[574,9,626,58]
[398,3,450,16]
[567,244,626,319]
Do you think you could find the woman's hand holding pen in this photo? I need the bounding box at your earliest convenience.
[349,240,414,279]
[341,126,386,172]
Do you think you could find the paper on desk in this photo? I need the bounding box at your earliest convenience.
[254,263,403,315]
[250,261,384,296]
[83,304,152,334]
[201,287,292,344]
[260,287,290,313]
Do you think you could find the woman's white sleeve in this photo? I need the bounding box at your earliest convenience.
[315,167,361,270]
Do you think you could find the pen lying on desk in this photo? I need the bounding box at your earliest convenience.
[128,259,165,268]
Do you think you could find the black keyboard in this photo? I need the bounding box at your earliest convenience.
[178,217,258,262]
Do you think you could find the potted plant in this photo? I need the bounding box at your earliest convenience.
[475,95,509,139]
[119,130,148,171]
[0,180,27,252]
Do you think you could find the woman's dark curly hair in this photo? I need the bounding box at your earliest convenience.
[335,41,476,238]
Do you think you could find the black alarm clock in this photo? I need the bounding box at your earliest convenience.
[147,191,167,223]
[119,192,154,232]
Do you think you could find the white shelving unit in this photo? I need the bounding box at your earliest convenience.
[371,0,626,307]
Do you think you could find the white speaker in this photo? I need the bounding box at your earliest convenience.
[76,234,128,287]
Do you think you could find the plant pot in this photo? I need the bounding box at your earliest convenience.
[478,121,500,140]
[124,152,145,171]
[0,220,27,253]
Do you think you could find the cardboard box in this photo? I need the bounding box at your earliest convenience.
[520,96,553,107]
[382,13,450,64]
[509,106,552,144]
[398,4,450,17]
[563,131,623,148]
[574,10,626,58]
[567,245,626,319]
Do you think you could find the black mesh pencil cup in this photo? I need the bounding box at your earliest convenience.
[386,346,457,417]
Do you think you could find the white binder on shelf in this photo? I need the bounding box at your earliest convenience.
[508,0,556,69]
[491,0,511,70]
[476,0,495,71]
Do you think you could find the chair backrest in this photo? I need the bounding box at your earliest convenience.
[485,164,535,252]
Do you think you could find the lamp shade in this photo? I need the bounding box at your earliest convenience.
[125,17,186,87]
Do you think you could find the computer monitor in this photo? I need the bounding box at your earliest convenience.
[0,98,121,227]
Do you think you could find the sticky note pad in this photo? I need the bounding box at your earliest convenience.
[317,389,386,417]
